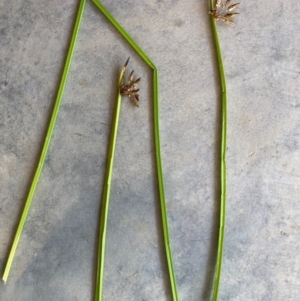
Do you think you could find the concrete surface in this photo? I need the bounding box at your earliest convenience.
[1,0,300,300]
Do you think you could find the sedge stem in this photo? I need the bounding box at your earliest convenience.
[209,0,227,300]
[95,58,128,301]
[90,1,179,300]
[2,0,86,283]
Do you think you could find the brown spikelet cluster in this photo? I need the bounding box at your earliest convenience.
[209,0,239,24]
[120,67,141,107]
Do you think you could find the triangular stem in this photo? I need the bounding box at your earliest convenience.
[2,0,87,283]
[209,1,228,300]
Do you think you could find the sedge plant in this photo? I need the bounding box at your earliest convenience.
[90,1,178,300]
[3,0,178,300]
[209,0,239,300]
[2,0,87,283]
[95,57,129,301]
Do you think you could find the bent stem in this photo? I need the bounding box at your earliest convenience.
[209,0,227,300]
[2,0,86,283]
[95,59,127,301]
[153,69,178,298]
[90,1,179,300]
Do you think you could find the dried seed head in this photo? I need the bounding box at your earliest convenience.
[120,62,141,107]
[210,0,239,25]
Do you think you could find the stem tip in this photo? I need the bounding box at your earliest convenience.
[124,56,130,67]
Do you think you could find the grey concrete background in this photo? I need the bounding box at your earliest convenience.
[0,0,299,300]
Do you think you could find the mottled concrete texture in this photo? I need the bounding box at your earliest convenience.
[1,0,300,300]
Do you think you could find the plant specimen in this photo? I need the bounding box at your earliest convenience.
[209,0,239,24]
[95,57,130,301]
[2,0,87,283]
[3,1,179,300]
[90,1,178,300]
[120,68,141,107]
[209,0,239,300]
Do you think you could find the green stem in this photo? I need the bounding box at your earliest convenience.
[90,1,178,300]
[209,1,227,301]
[153,70,178,300]
[2,0,86,283]
[90,0,155,69]
[95,63,126,301]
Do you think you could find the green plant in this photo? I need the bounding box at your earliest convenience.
[3,1,178,300]
[209,0,239,300]
[90,1,178,300]
[2,0,87,283]
[95,57,129,301]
